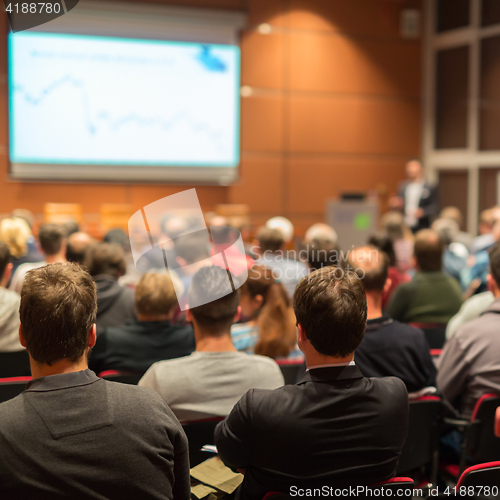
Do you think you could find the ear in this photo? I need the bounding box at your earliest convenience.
[297,323,308,343]
[487,274,498,295]
[411,255,417,270]
[254,294,264,308]
[383,278,392,295]
[495,406,500,438]
[185,306,193,323]
[1,262,13,286]
[233,305,241,324]
[88,324,97,349]
[19,324,26,348]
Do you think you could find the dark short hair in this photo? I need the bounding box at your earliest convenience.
[38,223,65,256]
[306,240,339,271]
[345,246,389,293]
[62,220,80,237]
[0,241,11,280]
[85,243,126,278]
[489,243,500,287]
[174,231,211,266]
[367,233,397,267]
[188,266,239,335]
[103,229,131,253]
[257,227,284,253]
[293,267,367,357]
[414,229,444,272]
[20,263,97,365]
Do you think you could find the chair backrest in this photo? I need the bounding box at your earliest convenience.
[0,377,32,403]
[99,370,143,385]
[409,323,447,349]
[467,394,500,462]
[100,204,133,234]
[44,203,83,224]
[276,359,304,385]
[457,461,500,488]
[0,350,31,378]
[397,396,442,475]
[182,417,224,468]
[369,477,415,491]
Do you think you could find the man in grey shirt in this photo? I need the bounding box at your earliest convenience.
[0,263,190,500]
[139,266,284,422]
[438,243,500,419]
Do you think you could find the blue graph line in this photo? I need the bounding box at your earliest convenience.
[13,74,225,149]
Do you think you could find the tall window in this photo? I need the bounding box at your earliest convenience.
[424,0,500,234]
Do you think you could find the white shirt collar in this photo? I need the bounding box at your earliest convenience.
[307,361,355,371]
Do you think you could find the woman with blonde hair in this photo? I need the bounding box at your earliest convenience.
[0,217,42,277]
[231,264,301,360]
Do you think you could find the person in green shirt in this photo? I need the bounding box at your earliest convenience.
[387,229,463,324]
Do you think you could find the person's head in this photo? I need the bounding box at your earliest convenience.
[266,216,294,243]
[304,223,338,246]
[367,233,397,267]
[413,229,444,272]
[346,247,390,314]
[239,265,296,359]
[38,223,66,257]
[19,263,97,367]
[103,228,131,253]
[0,217,32,259]
[135,272,181,321]
[186,266,240,338]
[304,223,339,271]
[62,220,80,238]
[405,159,423,182]
[0,241,12,288]
[255,227,285,255]
[293,267,367,360]
[66,232,94,265]
[440,206,463,228]
[174,232,211,268]
[11,209,34,230]
[380,211,408,241]
[479,208,496,235]
[487,243,500,297]
[85,243,126,278]
[431,218,459,246]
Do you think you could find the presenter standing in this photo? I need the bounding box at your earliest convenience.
[389,159,439,232]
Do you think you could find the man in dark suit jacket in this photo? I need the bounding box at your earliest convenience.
[0,263,190,500]
[346,246,436,393]
[391,159,439,232]
[215,267,409,500]
[89,272,195,374]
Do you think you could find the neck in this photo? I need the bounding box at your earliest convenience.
[366,292,383,320]
[305,351,354,369]
[29,356,88,379]
[44,254,66,264]
[137,313,172,322]
[195,330,237,352]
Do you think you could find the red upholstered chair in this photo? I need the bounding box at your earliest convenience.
[98,370,143,385]
[443,393,500,476]
[456,461,500,488]
[409,323,447,349]
[397,395,442,486]
[0,376,32,403]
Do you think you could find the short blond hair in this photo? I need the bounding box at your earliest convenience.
[0,217,32,258]
[135,272,181,316]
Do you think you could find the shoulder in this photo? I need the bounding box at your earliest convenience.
[366,376,408,405]
[390,320,425,338]
[0,287,20,305]
[247,354,281,370]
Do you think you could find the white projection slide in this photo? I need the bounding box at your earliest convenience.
[9,32,240,167]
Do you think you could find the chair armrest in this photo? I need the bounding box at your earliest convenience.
[443,417,469,428]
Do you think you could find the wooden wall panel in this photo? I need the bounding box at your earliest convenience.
[0,0,423,237]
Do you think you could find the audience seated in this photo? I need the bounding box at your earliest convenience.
[10,209,42,262]
[215,267,409,499]
[387,229,463,324]
[66,231,94,265]
[139,266,284,422]
[437,243,500,419]
[85,243,137,334]
[472,207,500,254]
[89,272,195,374]
[0,242,23,352]
[303,223,339,270]
[346,246,436,392]
[380,211,414,272]
[231,265,301,360]
[253,227,309,299]
[10,223,66,294]
[0,217,43,279]
[0,263,190,499]
[367,233,410,309]
[440,206,473,251]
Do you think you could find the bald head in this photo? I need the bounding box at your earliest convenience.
[66,232,94,265]
[346,246,389,294]
[414,229,443,272]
